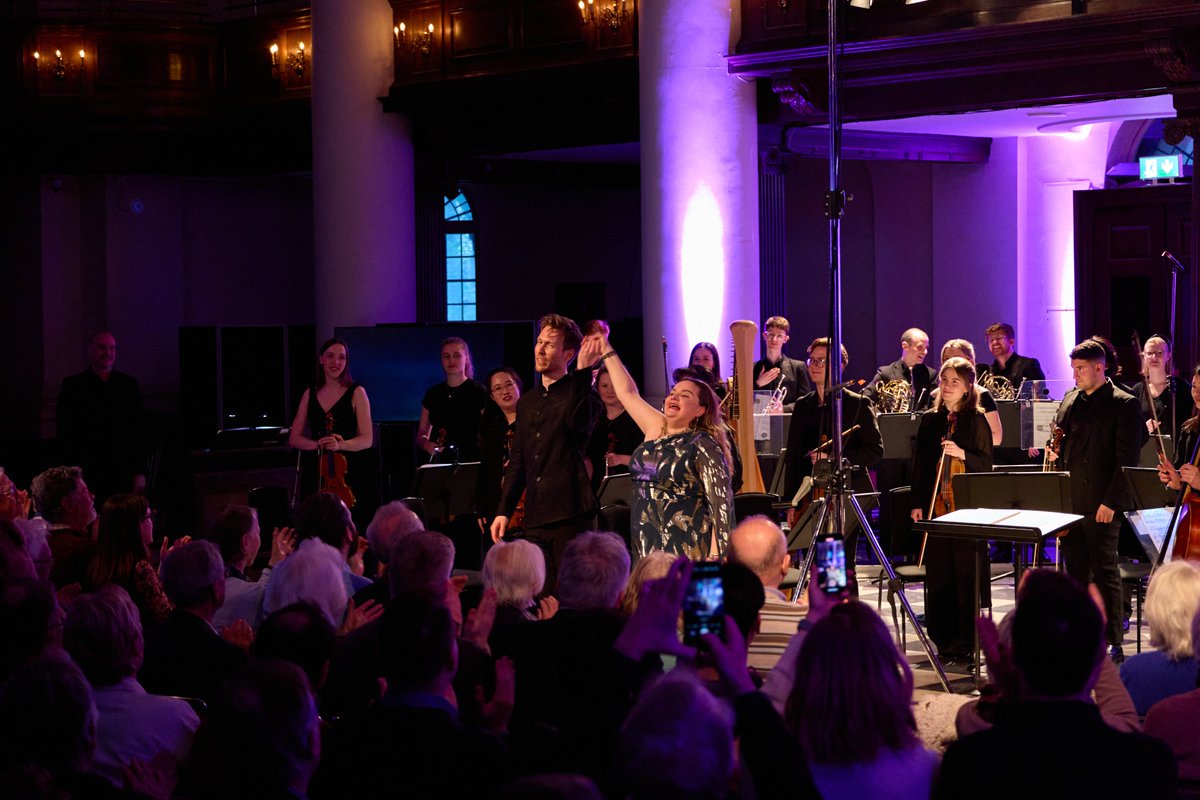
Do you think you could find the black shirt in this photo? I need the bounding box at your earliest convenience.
[752,355,813,411]
[586,409,643,490]
[422,380,488,461]
[988,352,1046,389]
[56,368,144,500]
[499,367,602,528]
[783,389,883,499]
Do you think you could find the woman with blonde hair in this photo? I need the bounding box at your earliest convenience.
[619,550,675,615]
[580,332,734,560]
[1119,560,1200,716]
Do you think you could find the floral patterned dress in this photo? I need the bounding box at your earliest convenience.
[629,430,733,559]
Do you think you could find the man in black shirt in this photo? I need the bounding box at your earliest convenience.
[491,314,602,587]
[1048,339,1143,659]
[752,316,812,412]
[865,327,934,411]
[983,322,1045,390]
[56,332,145,506]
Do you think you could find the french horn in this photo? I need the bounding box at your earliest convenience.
[876,379,911,413]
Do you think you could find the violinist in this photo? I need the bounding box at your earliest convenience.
[585,367,643,491]
[477,366,522,540]
[1133,335,1194,451]
[910,357,992,665]
[783,338,883,595]
[1157,364,1200,497]
[416,337,488,463]
[288,338,378,527]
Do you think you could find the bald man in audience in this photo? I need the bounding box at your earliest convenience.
[727,515,805,675]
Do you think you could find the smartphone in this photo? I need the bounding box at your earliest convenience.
[683,561,724,645]
[815,533,847,596]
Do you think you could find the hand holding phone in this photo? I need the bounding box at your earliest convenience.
[815,534,847,596]
[683,561,724,645]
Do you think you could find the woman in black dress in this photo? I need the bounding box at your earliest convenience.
[476,366,522,538]
[910,356,993,664]
[587,368,643,492]
[416,337,488,463]
[288,338,377,525]
[1133,335,1194,453]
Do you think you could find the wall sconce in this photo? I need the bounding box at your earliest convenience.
[578,0,626,32]
[269,41,307,80]
[394,22,435,56]
[33,48,86,82]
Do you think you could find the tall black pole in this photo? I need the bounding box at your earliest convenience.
[827,0,846,536]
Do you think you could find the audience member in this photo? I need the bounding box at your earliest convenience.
[0,468,31,521]
[786,601,937,800]
[727,515,805,675]
[263,538,350,628]
[719,560,766,644]
[312,592,512,799]
[388,528,456,599]
[139,540,248,704]
[31,465,98,588]
[0,518,38,587]
[614,669,735,800]
[63,585,199,788]
[1120,560,1200,716]
[618,550,674,615]
[483,539,556,637]
[86,493,173,627]
[254,601,337,693]
[355,499,423,606]
[16,517,54,581]
[293,491,371,598]
[0,577,62,682]
[937,570,1177,799]
[206,504,296,629]
[1143,607,1200,798]
[183,660,321,800]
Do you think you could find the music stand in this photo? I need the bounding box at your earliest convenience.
[1124,466,1170,510]
[878,413,921,461]
[411,462,480,525]
[1139,435,1174,468]
[767,447,789,498]
[990,463,1044,474]
[914,504,1082,684]
[953,470,1072,569]
[1127,507,1174,564]
[597,473,632,507]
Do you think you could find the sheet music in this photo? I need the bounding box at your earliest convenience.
[1126,507,1175,564]
[931,507,1082,535]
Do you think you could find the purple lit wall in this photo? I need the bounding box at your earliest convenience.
[639,0,759,397]
[1015,124,1112,384]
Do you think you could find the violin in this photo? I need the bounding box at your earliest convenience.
[319,411,356,509]
[1043,425,1064,472]
[919,412,964,565]
[604,432,617,480]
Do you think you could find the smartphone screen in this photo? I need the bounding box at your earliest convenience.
[683,561,724,645]
[815,534,847,595]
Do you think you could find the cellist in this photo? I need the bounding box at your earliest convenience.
[1156,364,1200,562]
[288,338,378,529]
[910,356,993,667]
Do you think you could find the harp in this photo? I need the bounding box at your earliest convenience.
[729,320,767,494]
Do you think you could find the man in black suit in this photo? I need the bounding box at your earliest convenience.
[784,338,883,594]
[139,540,247,703]
[983,322,1045,390]
[491,314,603,589]
[753,315,812,412]
[1047,339,1144,659]
[865,327,934,411]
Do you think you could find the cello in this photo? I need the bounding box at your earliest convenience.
[319,411,357,509]
[1159,428,1200,565]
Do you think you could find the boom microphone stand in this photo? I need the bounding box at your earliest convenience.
[791,0,950,692]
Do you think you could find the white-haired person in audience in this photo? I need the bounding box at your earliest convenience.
[483,539,558,633]
[1120,559,1200,716]
[139,540,248,704]
[1144,606,1200,797]
[619,550,675,616]
[63,584,200,788]
[727,515,805,676]
[355,500,424,608]
[264,538,350,629]
[207,504,296,630]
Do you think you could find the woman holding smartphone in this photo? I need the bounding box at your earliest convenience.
[580,332,733,560]
[910,356,993,666]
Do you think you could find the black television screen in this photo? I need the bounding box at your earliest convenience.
[334,322,535,422]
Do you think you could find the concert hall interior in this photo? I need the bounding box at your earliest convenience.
[3,1,1200,793]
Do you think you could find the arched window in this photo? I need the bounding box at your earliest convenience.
[444,192,476,321]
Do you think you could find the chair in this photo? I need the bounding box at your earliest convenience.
[1119,561,1151,653]
[734,492,781,523]
[877,486,927,651]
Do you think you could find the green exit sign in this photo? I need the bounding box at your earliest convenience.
[1140,154,1183,181]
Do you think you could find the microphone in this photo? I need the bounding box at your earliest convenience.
[1163,251,1187,274]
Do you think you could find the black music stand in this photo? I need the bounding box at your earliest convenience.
[914,503,1082,685]
[411,462,480,525]
[953,470,1073,569]
[1124,466,1170,510]
[597,473,632,508]
[877,413,921,461]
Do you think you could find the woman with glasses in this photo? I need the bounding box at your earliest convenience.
[1132,335,1193,450]
[477,367,522,541]
[85,493,177,627]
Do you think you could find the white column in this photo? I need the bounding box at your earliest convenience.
[639,0,760,396]
[311,0,416,337]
